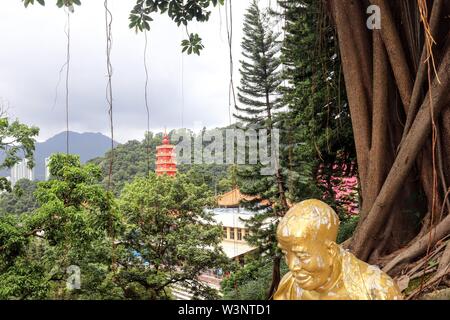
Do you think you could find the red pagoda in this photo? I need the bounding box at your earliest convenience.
[155,132,177,176]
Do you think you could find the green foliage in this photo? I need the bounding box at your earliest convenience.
[23,0,223,55]
[235,0,282,126]
[181,33,204,55]
[221,257,288,300]
[232,1,289,290]
[233,0,290,275]
[89,132,162,195]
[234,0,284,208]
[336,215,359,244]
[0,116,39,191]
[226,0,357,297]
[128,0,223,55]
[277,0,356,204]
[217,174,233,194]
[89,131,232,196]
[22,0,81,10]
[0,178,12,193]
[117,173,229,299]
[0,153,120,299]
[0,179,39,216]
[179,163,231,195]
[0,152,231,299]
[22,0,46,7]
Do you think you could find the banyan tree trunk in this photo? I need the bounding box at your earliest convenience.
[326,0,450,273]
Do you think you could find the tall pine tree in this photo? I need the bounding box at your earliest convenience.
[234,0,289,299]
[235,0,283,129]
[235,1,288,212]
[228,0,357,299]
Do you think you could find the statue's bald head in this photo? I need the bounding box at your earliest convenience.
[277,199,340,243]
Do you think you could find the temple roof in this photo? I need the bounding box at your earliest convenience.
[216,188,271,207]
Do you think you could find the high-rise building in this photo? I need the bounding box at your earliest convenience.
[0,177,11,194]
[10,159,34,187]
[45,157,51,181]
[155,132,177,176]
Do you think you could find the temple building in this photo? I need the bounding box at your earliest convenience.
[171,189,270,299]
[211,206,256,262]
[155,132,177,176]
[212,188,272,262]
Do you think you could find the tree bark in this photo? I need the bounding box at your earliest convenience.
[370,0,413,111]
[351,35,450,260]
[383,212,450,273]
[267,255,281,300]
[401,0,445,139]
[440,108,450,187]
[331,0,372,197]
[324,0,450,273]
[438,240,450,273]
[363,31,390,216]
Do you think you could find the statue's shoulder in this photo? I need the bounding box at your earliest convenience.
[339,248,371,299]
[360,263,403,299]
[340,248,402,300]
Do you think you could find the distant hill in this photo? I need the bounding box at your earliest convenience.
[88,129,231,195]
[0,131,119,180]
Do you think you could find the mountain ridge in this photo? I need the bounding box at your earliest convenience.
[0,131,119,180]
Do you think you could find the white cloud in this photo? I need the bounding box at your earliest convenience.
[0,0,277,143]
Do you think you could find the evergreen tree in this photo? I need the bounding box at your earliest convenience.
[234,0,289,299]
[235,0,282,129]
[278,0,356,217]
[226,0,357,300]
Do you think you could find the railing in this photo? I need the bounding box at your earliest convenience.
[156,159,177,165]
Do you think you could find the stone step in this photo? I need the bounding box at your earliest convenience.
[170,284,198,300]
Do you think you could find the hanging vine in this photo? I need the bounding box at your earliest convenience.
[104,0,114,190]
[225,0,237,125]
[104,0,116,272]
[65,8,71,155]
[180,30,185,129]
[144,30,151,175]
[51,7,72,154]
[417,0,441,295]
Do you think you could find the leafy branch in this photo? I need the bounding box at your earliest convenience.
[129,0,224,55]
[22,0,81,10]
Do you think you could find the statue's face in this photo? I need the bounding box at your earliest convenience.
[279,237,334,291]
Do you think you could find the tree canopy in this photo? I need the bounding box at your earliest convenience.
[0,114,39,192]
[117,173,228,299]
[0,153,229,299]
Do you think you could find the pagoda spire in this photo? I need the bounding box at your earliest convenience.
[162,129,169,145]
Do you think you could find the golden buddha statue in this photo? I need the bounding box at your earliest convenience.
[274,199,402,300]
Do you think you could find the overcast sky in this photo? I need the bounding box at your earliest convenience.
[0,0,276,143]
